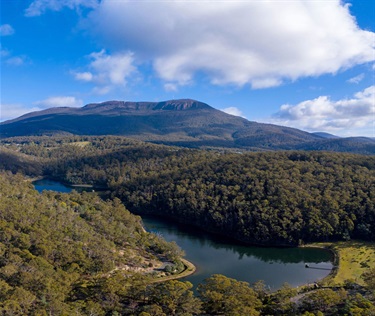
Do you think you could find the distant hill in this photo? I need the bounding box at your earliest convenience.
[1,99,374,154]
[311,132,341,139]
[296,137,375,154]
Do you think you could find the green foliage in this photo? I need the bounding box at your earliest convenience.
[263,283,298,315]
[113,148,375,246]
[197,274,262,315]
[147,280,201,316]
[0,171,185,314]
[341,293,375,315]
[301,288,347,314]
[362,267,375,290]
[1,136,375,315]
[1,136,374,246]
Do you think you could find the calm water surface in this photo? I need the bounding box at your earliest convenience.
[142,216,332,290]
[34,179,333,290]
[33,178,91,193]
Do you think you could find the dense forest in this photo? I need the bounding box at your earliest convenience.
[0,171,185,314]
[1,171,374,315]
[2,136,374,246]
[112,149,375,246]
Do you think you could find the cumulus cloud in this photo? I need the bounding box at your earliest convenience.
[73,71,93,82]
[0,24,15,36]
[25,0,98,17]
[271,85,375,133]
[33,96,83,108]
[221,107,246,118]
[84,0,375,89]
[347,73,365,84]
[72,50,136,93]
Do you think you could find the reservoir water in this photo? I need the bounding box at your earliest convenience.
[34,179,333,290]
[33,178,92,193]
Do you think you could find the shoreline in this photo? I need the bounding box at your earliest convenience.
[24,177,350,290]
[139,215,197,284]
[150,258,196,283]
[30,176,101,190]
[299,243,338,288]
[29,177,362,291]
[300,241,375,287]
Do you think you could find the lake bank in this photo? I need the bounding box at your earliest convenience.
[32,177,105,192]
[306,241,375,287]
[150,258,197,284]
[141,215,333,290]
[33,179,334,290]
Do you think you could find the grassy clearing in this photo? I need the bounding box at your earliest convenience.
[150,258,196,284]
[308,240,375,286]
[67,141,91,147]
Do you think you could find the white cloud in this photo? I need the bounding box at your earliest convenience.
[271,85,375,133]
[1,43,29,66]
[25,0,98,17]
[73,71,93,82]
[0,104,41,121]
[221,107,246,118]
[164,83,178,92]
[72,50,136,93]
[34,96,83,108]
[1,97,82,121]
[5,57,25,66]
[1,49,10,57]
[347,73,365,84]
[85,0,375,89]
[0,24,15,36]
[92,86,111,95]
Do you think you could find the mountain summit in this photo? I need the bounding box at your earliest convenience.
[1,99,374,153]
[81,99,211,113]
[5,99,211,123]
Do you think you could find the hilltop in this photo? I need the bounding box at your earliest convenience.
[1,99,374,154]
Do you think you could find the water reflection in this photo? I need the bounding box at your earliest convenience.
[33,179,333,290]
[142,215,333,290]
[33,178,92,193]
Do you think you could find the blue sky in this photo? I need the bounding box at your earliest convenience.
[1,0,374,137]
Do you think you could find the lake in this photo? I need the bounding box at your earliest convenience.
[33,179,333,290]
[33,178,93,193]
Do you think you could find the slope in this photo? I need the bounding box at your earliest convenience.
[1,99,374,153]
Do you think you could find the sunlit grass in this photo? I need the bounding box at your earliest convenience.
[308,241,375,286]
[68,141,91,147]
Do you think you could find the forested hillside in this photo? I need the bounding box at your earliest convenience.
[0,173,374,315]
[0,171,186,314]
[114,150,375,246]
[1,137,375,315]
[1,136,374,246]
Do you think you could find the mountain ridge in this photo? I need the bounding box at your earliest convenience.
[1,99,374,154]
[5,99,212,124]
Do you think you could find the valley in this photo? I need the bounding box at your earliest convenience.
[0,135,374,315]
[3,0,375,314]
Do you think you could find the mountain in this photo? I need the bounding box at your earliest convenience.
[311,132,341,139]
[1,99,374,153]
